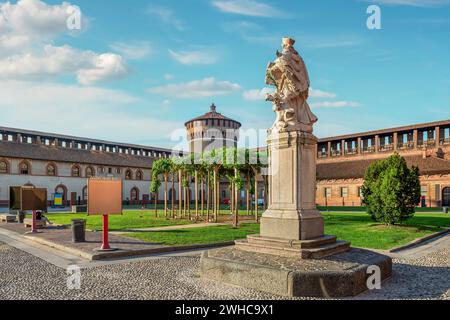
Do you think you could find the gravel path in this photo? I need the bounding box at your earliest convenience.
[1,241,449,300]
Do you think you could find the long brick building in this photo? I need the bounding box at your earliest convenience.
[316,120,450,208]
[0,126,181,207]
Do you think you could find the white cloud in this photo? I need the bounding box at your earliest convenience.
[109,41,152,60]
[168,49,218,65]
[310,101,360,109]
[211,0,285,17]
[0,0,71,36]
[0,80,181,146]
[0,80,138,106]
[366,0,450,7]
[243,88,273,101]
[77,53,129,85]
[309,88,337,99]
[0,34,31,54]
[146,4,183,30]
[164,73,174,80]
[0,0,85,53]
[0,1,128,85]
[0,45,130,85]
[148,77,241,98]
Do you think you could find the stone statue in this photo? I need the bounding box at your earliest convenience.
[265,37,318,134]
[200,37,392,298]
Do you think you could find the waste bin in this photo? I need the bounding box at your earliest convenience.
[71,219,86,243]
[17,211,25,224]
[444,207,449,214]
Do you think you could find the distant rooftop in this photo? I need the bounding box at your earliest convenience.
[185,103,242,127]
[0,125,181,155]
[318,119,450,143]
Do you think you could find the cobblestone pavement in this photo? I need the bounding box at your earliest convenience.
[357,246,450,300]
[0,242,449,300]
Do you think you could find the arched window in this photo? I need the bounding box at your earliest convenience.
[71,165,81,177]
[86,166,95,178]
[82,186,88,201]
[136,170,143,180]
[0,160,8,174]
[125,169,133,180]
[19,161,30,175]
[55,185,67,201]
[130,187,139,201]
[46,163,57,176]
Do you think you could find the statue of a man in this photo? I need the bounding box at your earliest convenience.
[265,37,318,133]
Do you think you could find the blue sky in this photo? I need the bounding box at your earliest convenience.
[0,0,449,150]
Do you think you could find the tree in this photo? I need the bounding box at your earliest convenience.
[361,153,421,225]
[152,158,173,218]
[150,178,161,218]
[171,157,185,219]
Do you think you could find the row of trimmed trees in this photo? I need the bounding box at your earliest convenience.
[150,147,268,227]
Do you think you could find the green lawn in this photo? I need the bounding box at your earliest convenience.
[43,210,191,231]
[126,223,260,246]
[42,209,258,231]
[322,212,450,250]
[127,212,450,250]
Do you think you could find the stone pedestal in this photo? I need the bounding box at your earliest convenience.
[199,129,392,297]
[238,131,350,258]
[260,131,325,241]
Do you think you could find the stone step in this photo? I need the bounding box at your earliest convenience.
[235,238,351,259]
[246,234,338,249]
[301,241,351,259]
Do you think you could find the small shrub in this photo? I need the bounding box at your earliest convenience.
[361,153,421,225]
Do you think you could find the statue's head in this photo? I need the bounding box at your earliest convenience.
[282,37,296,50]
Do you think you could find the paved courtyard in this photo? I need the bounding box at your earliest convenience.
[1,239,449,300]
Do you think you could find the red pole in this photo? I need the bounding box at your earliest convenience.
[101,214,111,250]
[31,210,37,233]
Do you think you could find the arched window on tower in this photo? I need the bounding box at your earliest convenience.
[136,170,143,181]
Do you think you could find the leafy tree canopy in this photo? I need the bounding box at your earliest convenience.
[361,153,421,225]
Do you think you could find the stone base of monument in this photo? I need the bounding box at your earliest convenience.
[235,234,351,259]
[200,243,392,298]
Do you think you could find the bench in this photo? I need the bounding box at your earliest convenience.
[0,214,17,223]
[23,218,46,229]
